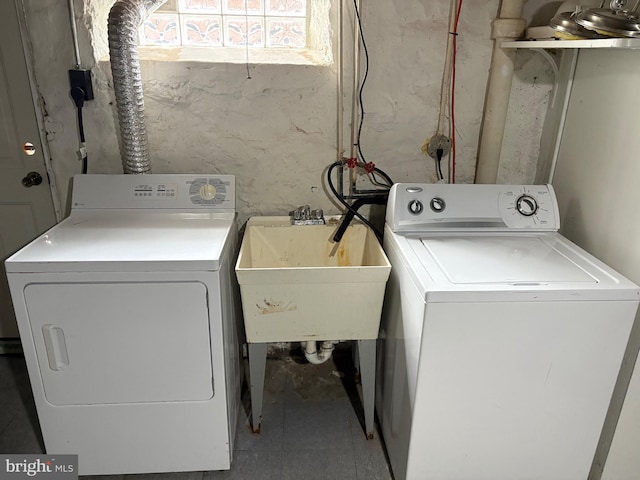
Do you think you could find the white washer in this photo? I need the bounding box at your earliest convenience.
[5,174,242,475]
[377,183,640,480]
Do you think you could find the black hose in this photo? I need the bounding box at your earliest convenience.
[333,196,387,243]
[327,161,390,242]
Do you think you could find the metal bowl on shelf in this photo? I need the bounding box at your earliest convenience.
[550,10,609,39]
[576,0,640,37]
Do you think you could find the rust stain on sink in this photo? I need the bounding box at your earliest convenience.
[256,298,297,315]
[337,244,351,266]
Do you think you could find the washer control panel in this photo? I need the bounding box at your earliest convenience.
[71,174,236,210]
[132,183,178,199]
[386,183,560,233]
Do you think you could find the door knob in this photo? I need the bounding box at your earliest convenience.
[22,171,43,187]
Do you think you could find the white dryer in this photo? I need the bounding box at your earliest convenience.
[377,183,640,480]
[5,174,242,475]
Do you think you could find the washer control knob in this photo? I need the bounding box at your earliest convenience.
[429,197,446,213]
[516,194,538,217]
[408,199,424,215]
[199,183,217,201]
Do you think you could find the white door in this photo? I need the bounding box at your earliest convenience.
[0,0,57,338]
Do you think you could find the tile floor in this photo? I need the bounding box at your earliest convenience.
[0,346,393,480]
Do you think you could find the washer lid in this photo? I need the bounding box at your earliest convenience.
[388,230,640,302]
[5,210,236,273]
[422,236,596,284]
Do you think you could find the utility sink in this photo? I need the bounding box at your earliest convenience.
[235,216,391,343]
[236,216,390,438]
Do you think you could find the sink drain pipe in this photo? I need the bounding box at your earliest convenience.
[302,341,339,365]
[108,0,166,174]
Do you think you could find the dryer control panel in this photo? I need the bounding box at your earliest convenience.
[71,174,236,210]
[386,183,560,234]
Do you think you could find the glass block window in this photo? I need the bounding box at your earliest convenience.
[140,0,307,49]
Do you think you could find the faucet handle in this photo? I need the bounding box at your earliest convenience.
[291,205,306,220]
[311,209,324,221]
[291,205,324,225]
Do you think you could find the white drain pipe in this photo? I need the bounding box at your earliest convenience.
[302,341,339,365]
[474,0,526,184]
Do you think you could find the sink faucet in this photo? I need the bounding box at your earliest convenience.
[291,205,325,225]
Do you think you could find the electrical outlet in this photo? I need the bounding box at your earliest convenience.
[68,69,94,101]
[426,133,451,159]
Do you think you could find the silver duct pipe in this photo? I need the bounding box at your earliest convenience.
[108,0,166,174]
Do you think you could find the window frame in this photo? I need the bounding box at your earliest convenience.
[135,0,332,65]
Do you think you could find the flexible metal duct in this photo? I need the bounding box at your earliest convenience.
[108,0,166,174]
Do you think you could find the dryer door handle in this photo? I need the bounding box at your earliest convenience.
[42,324,70,371]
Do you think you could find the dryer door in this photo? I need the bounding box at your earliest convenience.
[24,281,213,405]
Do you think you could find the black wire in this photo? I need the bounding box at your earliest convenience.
[436,148,444,181]
[71,86,88,174]
[353,0,369,164]
[76,107,88,174]
[369,168,394,188]
[76,106,85,143]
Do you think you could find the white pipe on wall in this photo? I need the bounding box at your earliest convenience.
[347,0,363,195]
[349,0,361,164]
[67,0,81,68]
[474,0,526,184]
[337,0,344,163]
[337,0,345,194]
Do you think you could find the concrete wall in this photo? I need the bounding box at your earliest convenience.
[19,0,543,225]
[499,48,553,184]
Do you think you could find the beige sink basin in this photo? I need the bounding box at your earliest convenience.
[235,216,391,342]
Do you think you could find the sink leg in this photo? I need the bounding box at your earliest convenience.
[248,342,268,434]
[357,339,376,439]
